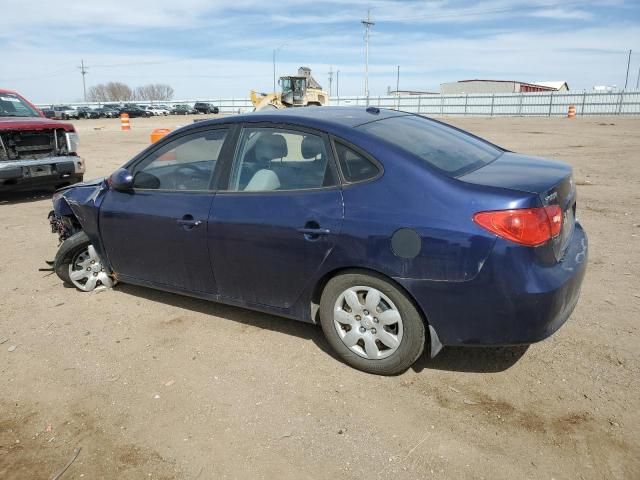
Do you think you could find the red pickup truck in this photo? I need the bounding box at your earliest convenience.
[0,89,84,192]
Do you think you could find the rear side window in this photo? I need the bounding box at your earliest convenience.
[358,115,502,177]
[334,142,380,183]
[228,127,337,192]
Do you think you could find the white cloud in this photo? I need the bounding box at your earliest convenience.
[529,8,593,20]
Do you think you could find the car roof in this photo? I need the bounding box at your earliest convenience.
[184,106,410,133]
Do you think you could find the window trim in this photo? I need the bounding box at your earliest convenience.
[123,124,235,194]
[217,122,341,195]
[329,136,384,187]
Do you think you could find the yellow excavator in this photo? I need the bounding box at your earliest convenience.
[251,67,329,111]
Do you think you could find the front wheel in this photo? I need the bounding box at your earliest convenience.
[54,231,114,291]
[319,272,425,375]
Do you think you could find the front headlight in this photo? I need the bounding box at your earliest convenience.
[65,132,80,153]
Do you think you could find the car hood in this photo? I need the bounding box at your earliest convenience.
[0,116,75,132]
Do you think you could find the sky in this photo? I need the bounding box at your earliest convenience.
[1,0,639,103]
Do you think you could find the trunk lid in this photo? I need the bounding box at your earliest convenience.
[460,152,576,260]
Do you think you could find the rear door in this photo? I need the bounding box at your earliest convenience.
[208,124,343,309]
[99,126,231,293]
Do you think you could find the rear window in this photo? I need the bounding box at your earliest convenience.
[358,115,502,177]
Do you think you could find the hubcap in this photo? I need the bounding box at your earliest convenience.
[68,245,114,292]
[333,286,403,360]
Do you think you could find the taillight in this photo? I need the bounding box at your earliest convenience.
[473,205,563,247]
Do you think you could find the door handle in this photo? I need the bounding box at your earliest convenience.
[177,215,202,228]
[297,227,330,235]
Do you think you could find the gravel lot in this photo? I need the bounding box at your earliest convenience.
[1,114,638,479]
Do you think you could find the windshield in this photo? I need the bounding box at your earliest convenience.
[0,93,41,118]
[280,78,292,92]
[358,115,502,177]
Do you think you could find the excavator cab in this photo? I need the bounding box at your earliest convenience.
[279,76,307,107]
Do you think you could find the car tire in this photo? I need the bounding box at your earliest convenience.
[54,231,112,292]
[319,271,425,375]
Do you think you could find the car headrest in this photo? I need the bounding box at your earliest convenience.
[244,169,281,191]
[255,133,288,160]
[301,135,324,159]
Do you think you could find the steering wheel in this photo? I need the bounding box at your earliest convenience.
[170,164,207,190]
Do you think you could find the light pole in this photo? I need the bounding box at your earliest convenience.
[272,44,287,93]
[328,66,333,97]
[396,65,400,110]
[623,49,632,90]
[361,10,375,105]
[336,70,340,104]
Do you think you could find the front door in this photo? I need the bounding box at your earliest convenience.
[100,127,230,294]
[209,125,343,309]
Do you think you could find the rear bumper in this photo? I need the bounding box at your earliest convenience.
[396,222,588,346]
[0,155,85,192]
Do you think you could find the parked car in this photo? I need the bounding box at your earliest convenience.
[147,106,169,116]
[41,108,56,119]
[171,104,197,115]
[194,102,219,114]
[47,107,587,375]
[119,105,151,118]
[95,106,119,118]
[76,106,101,119]
[52,105,80,120]
[0,89,84,191]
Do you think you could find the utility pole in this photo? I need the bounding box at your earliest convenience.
[78,59,88,102]
[396,65,400,110]
[328,66,333,97]
[623,49,632,90]
[361,9,375,105]
[336,70,340,104]
[636,64,640,90]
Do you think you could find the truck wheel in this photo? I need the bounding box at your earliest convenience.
[54,231,114,292]
[319,271,425,375]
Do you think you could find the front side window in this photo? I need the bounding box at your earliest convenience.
[228,127,336,192]
[131,128,228,191]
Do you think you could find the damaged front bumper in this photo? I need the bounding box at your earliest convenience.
[0,155,85,192]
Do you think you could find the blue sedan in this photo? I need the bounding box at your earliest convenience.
[48,107,587,375]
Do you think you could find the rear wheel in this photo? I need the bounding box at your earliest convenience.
[319,272,425,375]
[54,231,114,292]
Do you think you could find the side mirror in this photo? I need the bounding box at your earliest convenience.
[108,168,134,191]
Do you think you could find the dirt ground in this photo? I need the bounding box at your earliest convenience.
[1,114,638,480]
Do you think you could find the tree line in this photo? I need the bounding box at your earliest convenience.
[87,82,174,102]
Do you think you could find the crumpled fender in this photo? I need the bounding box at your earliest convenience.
[52,177,112,271]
